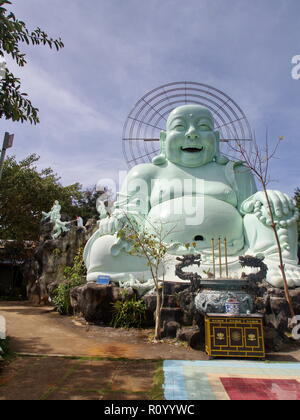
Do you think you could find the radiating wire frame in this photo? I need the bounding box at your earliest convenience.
[122,81,253,168]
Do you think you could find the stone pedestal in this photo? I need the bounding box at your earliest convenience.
[70,283,135,324]
[195,289,253,315]
[24,221,97,304]
[254,281,300,335]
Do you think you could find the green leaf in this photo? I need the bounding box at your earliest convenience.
[0,3,64,124]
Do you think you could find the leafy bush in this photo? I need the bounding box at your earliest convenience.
[51,248,86,315]
[111,295,146,328]
[52,248,62,258]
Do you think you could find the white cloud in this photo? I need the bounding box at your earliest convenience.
[8,60,119,137]
[2,0,300,195]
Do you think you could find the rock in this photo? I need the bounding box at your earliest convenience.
[142,294,157,313]
[188,330,202,350]
[290,289,300,313]
[142,288,189,327]
[163,294,180,308]
[25,221,97,304]
[264,327,286,352]
[163,282,190,295]
[39,221,54,241]
[177,326,203,350]
[160,307,183,323]
[253,282,300,336]
[176,288,197,325]
[161,321,181,339]
[254,296,270,313]
[269,296,289,315]
[141,293,157,327]
[143,286,203,328]
[70,283,135,324]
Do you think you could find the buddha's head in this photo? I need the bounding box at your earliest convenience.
[153,105,225,167]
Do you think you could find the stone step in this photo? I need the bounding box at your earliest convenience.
[163,281,190,295]
[143,294,183,309]
[162,294,180,308]
[143,294,182,310]
[160,307,183,323]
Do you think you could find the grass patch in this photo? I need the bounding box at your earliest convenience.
[147,361,164,400]
[111,295,146,329]
[39,364,81,400]
[16,352,163,363]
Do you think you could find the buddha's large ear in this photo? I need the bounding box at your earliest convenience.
[214,130,229,165]
[152,130,167,165]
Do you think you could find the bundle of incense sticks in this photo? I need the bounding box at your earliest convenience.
[211,238,229,278]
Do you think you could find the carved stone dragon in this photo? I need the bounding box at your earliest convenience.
[175,254,268,293]
[175,254,202,292]
[239,255,268,292]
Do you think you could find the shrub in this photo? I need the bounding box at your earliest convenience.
[51,248,86,315]
[111,295,146,328]
[52,248,62,258]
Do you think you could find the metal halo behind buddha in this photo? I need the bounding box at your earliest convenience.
[122,81,253,167]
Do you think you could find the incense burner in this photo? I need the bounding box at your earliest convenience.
[176,255,267,315]
[194,281,254,315]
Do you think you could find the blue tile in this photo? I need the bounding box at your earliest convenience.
[163,360,300,400]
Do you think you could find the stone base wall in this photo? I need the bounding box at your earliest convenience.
[70,283,135,324]
[23,220,97,304]
[69,281,300,351]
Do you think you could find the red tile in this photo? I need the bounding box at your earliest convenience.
[221,378,300,400]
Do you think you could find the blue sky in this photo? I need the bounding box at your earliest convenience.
[2,0,300,196]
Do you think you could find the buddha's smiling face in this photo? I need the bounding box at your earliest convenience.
[162,105,218,168]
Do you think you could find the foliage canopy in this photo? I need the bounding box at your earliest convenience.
[0,154,94,240]
[0,0,64,124]
[51,248,86,315]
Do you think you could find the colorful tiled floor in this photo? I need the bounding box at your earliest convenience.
[163,361,300,400]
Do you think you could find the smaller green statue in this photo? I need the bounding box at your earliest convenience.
[42,200,70,240]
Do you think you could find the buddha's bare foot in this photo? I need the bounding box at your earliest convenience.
[265,260,300,288]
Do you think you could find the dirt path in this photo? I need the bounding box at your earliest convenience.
[0,301,206,360]
[0,301,202,400]
[0,356,161,400]
[1,301,300,400]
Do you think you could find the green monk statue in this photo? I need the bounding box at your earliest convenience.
[42,200,70,240]
[83,105,300,288]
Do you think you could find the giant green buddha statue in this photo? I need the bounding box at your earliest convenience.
[84,105,300,289]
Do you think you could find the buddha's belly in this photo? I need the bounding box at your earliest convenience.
[146,195,244,255]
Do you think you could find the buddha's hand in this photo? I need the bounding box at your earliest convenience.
[98,211,127,236]
[241,190,295,219]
